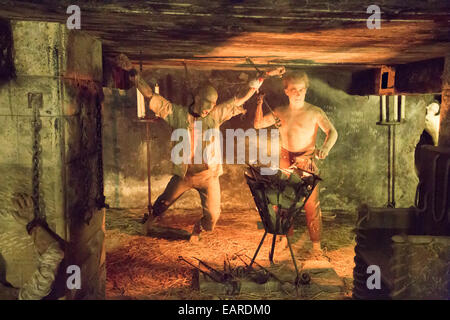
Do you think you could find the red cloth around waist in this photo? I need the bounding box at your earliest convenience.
[280,147,318,174]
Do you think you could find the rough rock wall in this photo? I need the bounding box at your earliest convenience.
[392,235,450,299]
[0,21,105,299]
[102,68,434,213]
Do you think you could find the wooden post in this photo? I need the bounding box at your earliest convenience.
[439,56,450,147]
[146,122,153,216]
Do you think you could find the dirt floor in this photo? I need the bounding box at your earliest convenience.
[105,208,356,300]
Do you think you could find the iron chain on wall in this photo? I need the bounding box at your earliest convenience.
[80,88,107,225]
[27,86,106,227]
[27,92,46,233]
[95,94,107,210]
[77,91,93,224]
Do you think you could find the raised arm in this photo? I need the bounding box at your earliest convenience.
[112,54,173,120]
[234,78,263,107]
[209,78,263,124]
[134,73,154,99]
[133,73,174,120]
[235,66,285,107]
[254,93,278,129]
[316,108,338,159]
[213,67,286,124]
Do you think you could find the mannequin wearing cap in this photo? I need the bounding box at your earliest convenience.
[111,54,286,241]
[144,74,276,241]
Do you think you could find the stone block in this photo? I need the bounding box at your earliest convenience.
[11,21,63,78]
[0,165,65,240]
[16,115,63,168]
[0,165,32,208]
[392,235,450,300]
[0,82,11,115]
[8,76,62,117]
[5,76,102,118]
[62,78,104,117]
[65,154,100,219]
[63,115,81,164]
[64,32,103,82]
[68,208,106,299]
[40,168,65,237]
[0,116,17,164]
[61,79,82,116]
[11,21,102,81]
[63,112,100,165]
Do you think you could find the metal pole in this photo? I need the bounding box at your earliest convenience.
[392,125,396,208]
[249,231,268,268]
[387,125,392,207]
[269,234,277,263]
[286,236,300,279]
[146,122,153,216]
[387,124,396,208]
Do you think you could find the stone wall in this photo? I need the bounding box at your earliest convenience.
[392,235,450,299]
[102,67,435,212]
[0,21,105,299]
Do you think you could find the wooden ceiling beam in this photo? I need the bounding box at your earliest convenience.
[0,0,449,68]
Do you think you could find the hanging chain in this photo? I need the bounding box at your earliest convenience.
[95,94,107,209]
[72,86,106,225]
[30,92,45,222]
[79,92,93,224]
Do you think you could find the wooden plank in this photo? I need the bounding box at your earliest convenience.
[441,56,450,146]
[0,0,449,68]
[439,88,450,147]
[395,58,445,94]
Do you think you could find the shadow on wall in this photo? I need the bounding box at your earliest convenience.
[0,19,16,84]
[0,254,8,285]
[102,68,435,212]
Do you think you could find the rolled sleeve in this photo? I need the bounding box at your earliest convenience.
[210,97,246,125]
[149,94,173,120]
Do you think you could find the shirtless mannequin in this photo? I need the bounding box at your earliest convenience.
[254,71,338,255]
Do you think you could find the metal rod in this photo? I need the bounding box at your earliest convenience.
[245,57,263,76]
[286,236,300,278]
[269,214,281,263]
[387,123,396,208]
[388,125,392,206]
[244,254,285,284]
[193,257,225,280]
[146,122,153,215]
[401,96,406,120]
[392,125,396,207]
[381,96,387,122]
[249,231,268,268]
[269,233,277,263]
[394,95,398,122]
[235,254,250,268]
[178,256,221,283]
